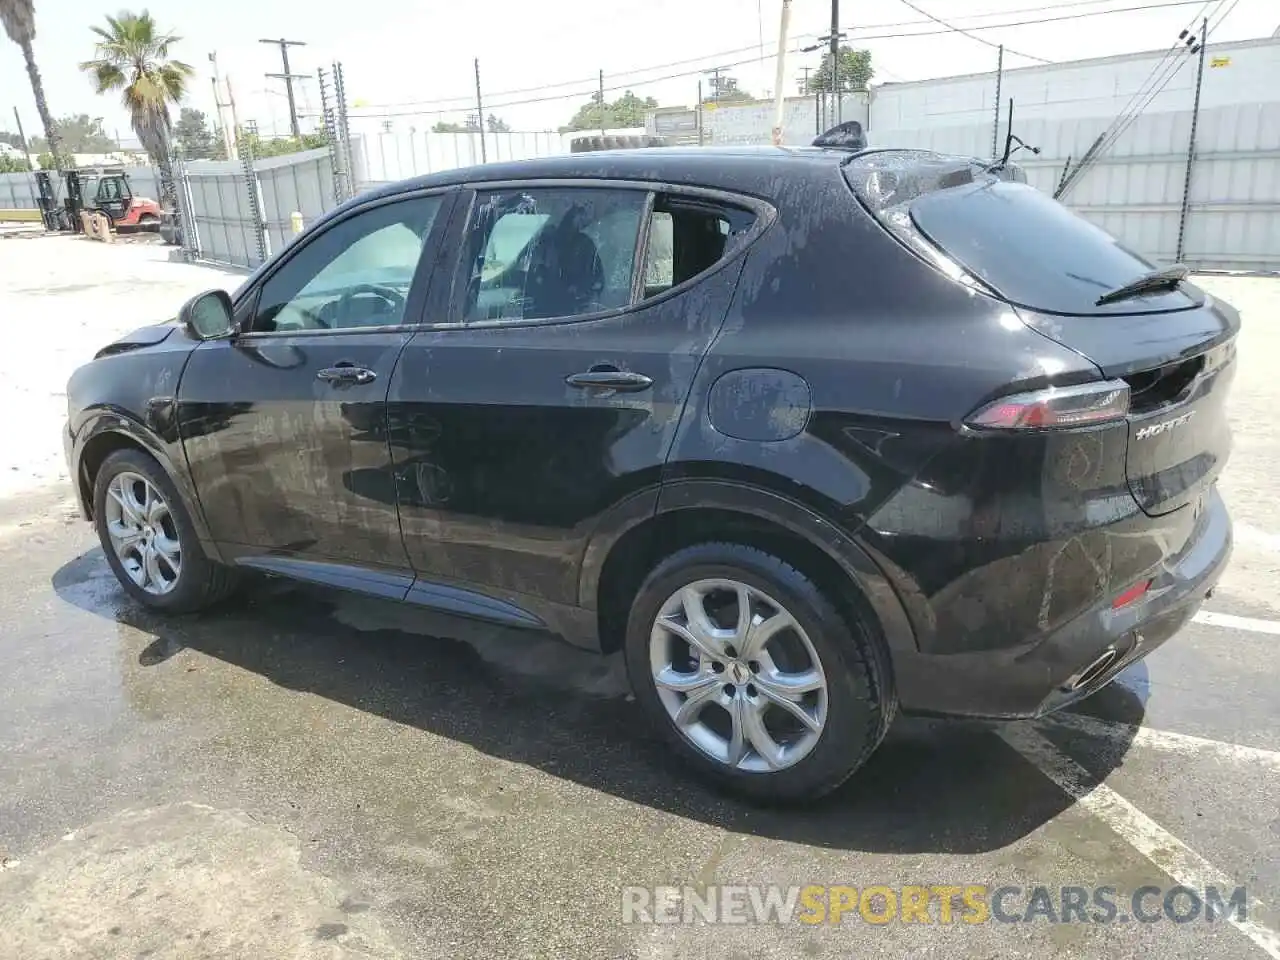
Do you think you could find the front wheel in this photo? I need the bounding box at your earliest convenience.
[623,542,896,802]
[93,448,239,612]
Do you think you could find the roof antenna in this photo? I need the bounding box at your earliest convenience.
[812,119,866,150]
[989,98,1040,172]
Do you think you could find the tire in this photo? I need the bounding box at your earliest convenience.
[92,448,239,613]
[137,214,160,230]
[623,542,896,802]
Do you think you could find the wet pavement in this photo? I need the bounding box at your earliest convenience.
[0,241,1278,959]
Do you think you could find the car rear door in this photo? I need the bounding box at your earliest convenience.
[178,188,457,574]
[387,181,763,614]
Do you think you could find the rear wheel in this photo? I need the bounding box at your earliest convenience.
[623,542,896,802]
[93,448,239,612]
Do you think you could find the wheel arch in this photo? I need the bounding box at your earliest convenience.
[584,479,917,663]
[75,413,217,553]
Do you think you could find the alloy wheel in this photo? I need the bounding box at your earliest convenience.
[648,578,829,772]
[103,471,182,595]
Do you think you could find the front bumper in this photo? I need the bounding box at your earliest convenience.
[64,420,92,521]
[894,488,1232,719]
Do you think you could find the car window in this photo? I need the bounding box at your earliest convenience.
[640,196,756,300]
[253,195,443,333]
[463,188,646,323]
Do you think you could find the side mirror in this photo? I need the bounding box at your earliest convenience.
[179,289,235,340]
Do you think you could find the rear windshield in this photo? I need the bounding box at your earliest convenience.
[844,151,1199,316]
[910,180,1196,315]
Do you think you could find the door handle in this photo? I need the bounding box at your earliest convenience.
[317,363,377,386]
[565,367,653,393]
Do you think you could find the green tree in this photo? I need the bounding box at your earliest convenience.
[35,150,71,169]
[806,46,874,94]
[29,113,116,153]
[0,0,66,169]
[80,10,192,232]
[486,114,510,133]
[562,90,658,132]
[236,130,327,159]
[0,131,25,149]
[432,118,478,133]
[173,106,217,159]
[0,153,32,172]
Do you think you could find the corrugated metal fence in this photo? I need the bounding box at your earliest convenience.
[174,148,334,269]
[5,103,1277,272]
[871,101,1280,273]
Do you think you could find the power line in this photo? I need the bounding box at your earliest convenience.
[346,0,1201,111]
[891,0,1053,63]
[1057,0,1229,197]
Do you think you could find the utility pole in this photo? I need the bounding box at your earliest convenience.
[1176,18,1209,264]
[830,0,841,124]
[209,52,236,159]
[599,69,606,135]
[991,45,1004,159]
[260,37,309,138]
[473,58,487,163]
[771,0,793,145]
[696,80,706,146]
[706,66,726,105]
[226,76,241,156]
[11,106,43,210]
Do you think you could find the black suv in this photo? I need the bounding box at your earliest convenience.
[64,147,1236,800]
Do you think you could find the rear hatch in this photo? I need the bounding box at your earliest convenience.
[844,151,1239,516]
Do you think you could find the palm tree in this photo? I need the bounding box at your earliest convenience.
[0,0,65,169]
[80,10,192,227]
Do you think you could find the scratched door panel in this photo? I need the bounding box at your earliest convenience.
[178,333,412,570]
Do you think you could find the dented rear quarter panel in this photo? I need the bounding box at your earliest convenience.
[662,162,1168,662]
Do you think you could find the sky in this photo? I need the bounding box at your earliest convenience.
[2,0,1276,146]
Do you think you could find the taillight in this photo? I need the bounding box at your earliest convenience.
[1112,579,1152,609]
[965,381,1130,430]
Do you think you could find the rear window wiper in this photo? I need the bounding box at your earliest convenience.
[1094,264,1189,306]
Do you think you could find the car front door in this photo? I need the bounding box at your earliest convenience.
[178,189,456,574]
[388,182,761,617]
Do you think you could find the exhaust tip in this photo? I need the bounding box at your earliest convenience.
[1068,648,1119,692]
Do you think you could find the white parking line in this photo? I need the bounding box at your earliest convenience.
[1192,611,1280,636]
[1040,712,1280,769]
[1002,725,1280,959]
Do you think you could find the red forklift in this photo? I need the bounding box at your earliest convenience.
[35,167,163,233]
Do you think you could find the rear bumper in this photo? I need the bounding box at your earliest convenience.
[894,488,1231,719]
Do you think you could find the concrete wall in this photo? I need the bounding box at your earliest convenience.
[702,94,869,146]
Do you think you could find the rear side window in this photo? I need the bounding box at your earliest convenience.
[641,196,756,300]
[846,150,1199,316]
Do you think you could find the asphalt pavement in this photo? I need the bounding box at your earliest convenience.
[0,237,1276,960]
